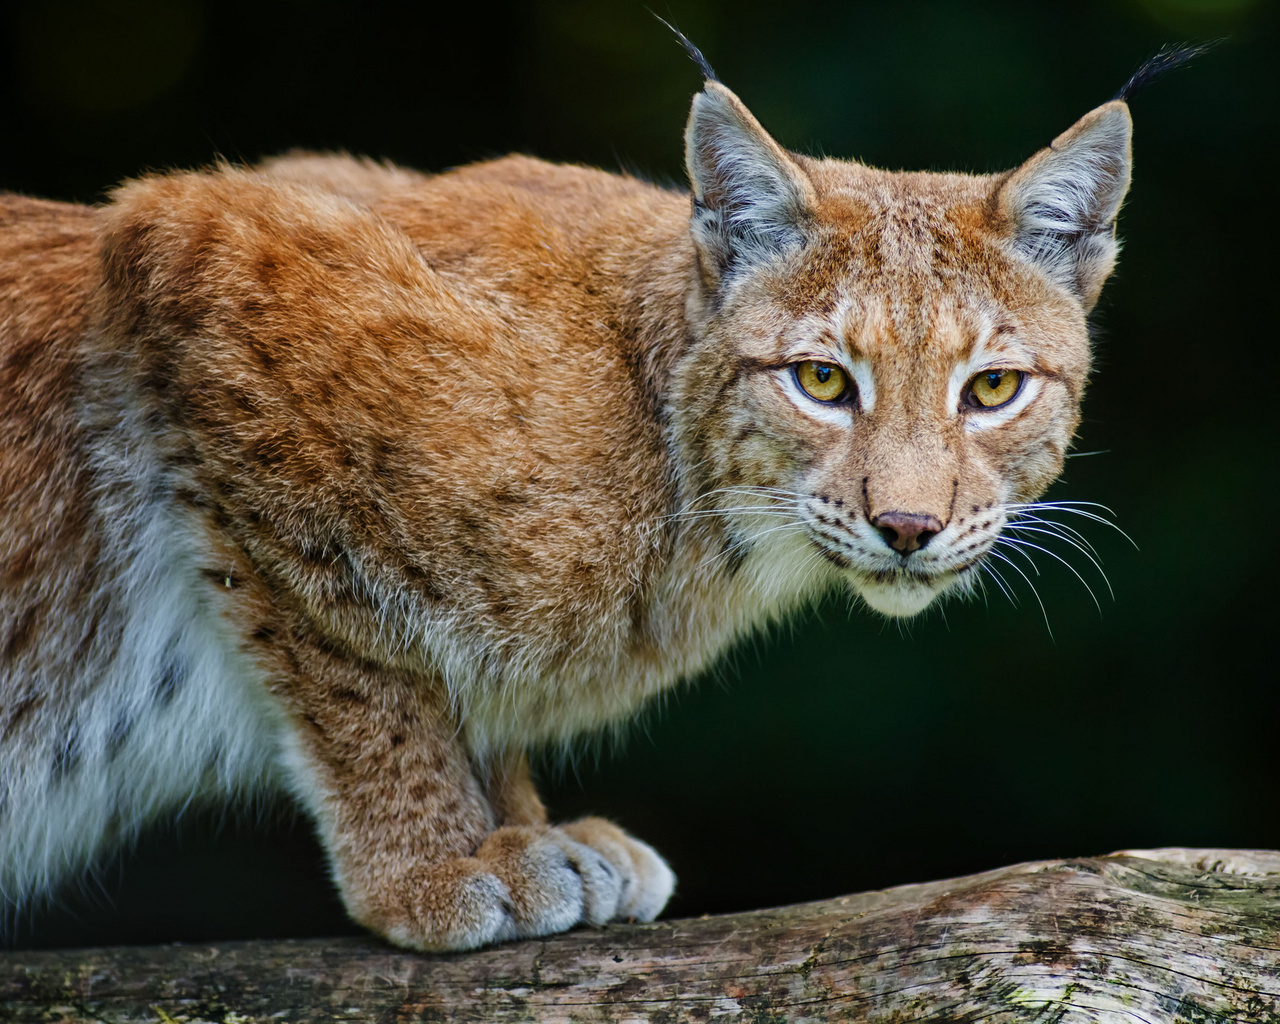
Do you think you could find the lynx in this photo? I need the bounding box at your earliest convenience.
[0,42,1182,951]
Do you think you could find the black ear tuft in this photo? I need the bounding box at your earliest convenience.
[1113,41,1218,102]
[651,11,719,82]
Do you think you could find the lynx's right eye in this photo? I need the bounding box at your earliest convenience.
[794,361,851,403]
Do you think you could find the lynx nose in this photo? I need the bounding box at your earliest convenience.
[872,512,944,554]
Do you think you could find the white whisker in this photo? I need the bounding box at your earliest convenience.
[691,522,807,575]
[998,536,1103,615]
[662,507,797,523]
[1009,515,1101,558]
[987,548,1053,639]
[980,561,1018,608]
[973,571,991,610]
[1004,501,1138,550]
[1004,523,1114,600]
[1006,499,1116,513]
[999,537,1043,575]
[684,485,806,508]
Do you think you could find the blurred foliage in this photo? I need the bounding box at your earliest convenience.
[3,0,1277,947]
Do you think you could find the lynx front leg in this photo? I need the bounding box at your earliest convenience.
[274,641,672,951]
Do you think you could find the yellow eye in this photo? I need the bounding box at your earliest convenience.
[966,369,1024,409]
[795,361,850,403]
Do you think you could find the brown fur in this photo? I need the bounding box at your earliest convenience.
[0,78,1133,949]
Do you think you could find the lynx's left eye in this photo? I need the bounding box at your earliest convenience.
[965,369,1024,409]
[795,361,851,403]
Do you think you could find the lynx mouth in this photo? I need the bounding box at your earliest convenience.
[848,564,972,618]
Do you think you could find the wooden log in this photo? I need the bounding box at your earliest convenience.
[3,847,1278,1022]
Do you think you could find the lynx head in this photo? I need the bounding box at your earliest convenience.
[671,75,1133,617]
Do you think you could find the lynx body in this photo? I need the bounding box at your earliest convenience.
[1,71,1133,949]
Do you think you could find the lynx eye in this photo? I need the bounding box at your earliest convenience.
[794,361,851,403]
[965,369,1024,409]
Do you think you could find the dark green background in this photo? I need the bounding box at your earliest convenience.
[3,0,1276,949]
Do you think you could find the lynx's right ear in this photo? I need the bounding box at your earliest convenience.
[997,101,1133,310]
[685,81,816,281]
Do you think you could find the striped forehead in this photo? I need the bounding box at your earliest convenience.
[836,292,989,361]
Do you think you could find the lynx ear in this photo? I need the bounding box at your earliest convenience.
[685,81,816,279]
[998,101,1133,309]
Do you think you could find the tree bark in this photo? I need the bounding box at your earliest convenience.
[3,847,1278,1023]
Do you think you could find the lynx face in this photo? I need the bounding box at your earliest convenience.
[676,82,1129,617]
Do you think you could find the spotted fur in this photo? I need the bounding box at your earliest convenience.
[1,75,1132,949]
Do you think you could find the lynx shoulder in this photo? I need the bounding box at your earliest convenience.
[2,57,1145,949]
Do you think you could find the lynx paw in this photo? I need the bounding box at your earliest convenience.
[477,819,674,938]
[366,820,674,951]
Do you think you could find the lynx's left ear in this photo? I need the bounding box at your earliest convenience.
[997,101,1133,310]
[685,81,817,282]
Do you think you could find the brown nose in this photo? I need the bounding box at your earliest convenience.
[872,512,944,554]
